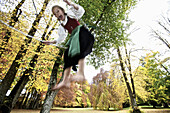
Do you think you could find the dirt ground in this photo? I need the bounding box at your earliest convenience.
[11,108,170,113]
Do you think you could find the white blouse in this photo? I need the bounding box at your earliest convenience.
[55,3,85,45]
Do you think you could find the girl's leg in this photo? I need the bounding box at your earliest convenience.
[71,58,86,82]
[51,66,72,90]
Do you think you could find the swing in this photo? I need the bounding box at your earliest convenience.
[0,0,68,49]
[0,19,67,49]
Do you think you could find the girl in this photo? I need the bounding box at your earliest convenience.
[43,0,94,90]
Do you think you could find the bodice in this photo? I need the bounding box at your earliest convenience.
[63,16,80,34]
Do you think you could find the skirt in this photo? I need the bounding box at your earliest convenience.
[63,26,94,71]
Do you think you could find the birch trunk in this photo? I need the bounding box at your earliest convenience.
[117,47,137,109]
[40,50,64,113]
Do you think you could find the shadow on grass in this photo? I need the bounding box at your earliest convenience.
[50,109,69,111]
[141,106,170,109]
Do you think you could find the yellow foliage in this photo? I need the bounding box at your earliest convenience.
[133,66,150,101]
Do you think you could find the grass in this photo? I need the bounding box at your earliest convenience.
[11,107,128,113]
[11,106,170,113]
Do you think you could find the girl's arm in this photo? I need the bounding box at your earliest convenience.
[42,40,57,45]
[64,0,85,20]
[63,0,78,10]
[43,25,68,45]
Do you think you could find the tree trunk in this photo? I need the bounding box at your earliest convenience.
[27,88,35,109]
[18,92,26,109]
[163,102,169,108]
[22,91,30,109]
[9,74,29,110]
[40,50,64,113]
[0,74,29,113]
[26,88,35,109]
[0,0,51,107]
[124,45,137,107]
[29,88,37,109]
[0,0,25,57]
[117,47,137,109]
[33,94,41,109]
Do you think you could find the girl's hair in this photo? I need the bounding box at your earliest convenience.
[52,5,67,15]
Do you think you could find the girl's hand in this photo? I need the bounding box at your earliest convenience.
[63,0,78,10]
[42,40,57,45]
[63,0,71,5]
[42,41,52,45]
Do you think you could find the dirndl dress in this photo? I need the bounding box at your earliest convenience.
[63,17,94,71]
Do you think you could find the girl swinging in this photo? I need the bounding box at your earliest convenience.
[43,0,94,90]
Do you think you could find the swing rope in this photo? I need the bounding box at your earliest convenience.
[0,19,67,49]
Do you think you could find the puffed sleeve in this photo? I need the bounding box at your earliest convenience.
[55,25,68,44]
[68,3,85,20]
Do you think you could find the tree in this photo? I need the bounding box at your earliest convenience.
[117,47,138,110]
[133,66,149,104]
[40,49,64,113]
[0,0,25,57]
[142,52,169,108]
[80,0,138,111]
[89,68,125,110]
[151,14,170,49]
[79,0,138,68]
[6,14,57,111]
[54,83,76,107]
[0,0,51,112]
[54,81,91,108]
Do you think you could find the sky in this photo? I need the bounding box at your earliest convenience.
[85,0,170,83]
[128,0,170,51]
[127,0,170,67]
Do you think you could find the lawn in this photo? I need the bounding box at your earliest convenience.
[11,107,170,113]
[11,108,127,113]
